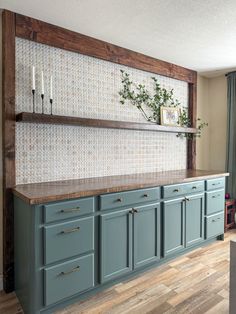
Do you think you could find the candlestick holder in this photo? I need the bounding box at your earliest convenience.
[41,94,44,114]
[50,99,53,115]
[32,89,35,113]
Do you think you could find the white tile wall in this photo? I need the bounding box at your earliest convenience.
[15,38,188,184]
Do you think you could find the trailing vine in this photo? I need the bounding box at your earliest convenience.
[119,70,207,139]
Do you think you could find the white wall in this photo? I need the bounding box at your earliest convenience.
[196,74,227,171]
[196,75,210,169]
[208,75,227,170]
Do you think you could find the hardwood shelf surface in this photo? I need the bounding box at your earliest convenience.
[13,169,229,205]
[16,112,197,134]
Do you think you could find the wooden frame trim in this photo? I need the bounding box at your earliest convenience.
[187,83,197,169]
[2,10,16,292]
[15,13,197,83]
[2,9,197,292]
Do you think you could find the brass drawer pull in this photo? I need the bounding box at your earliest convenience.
[173,189,179,192]
[185,197,190,201]
[192,186,197,189]
[117,198,123,202]
[60,227,80,234]
[143,194,148,197]
[129,210,133,214]
[59,265,80,276]
[212,182,220,185]
[212,217,221,222]
[60,207,80,213]
[133,208,138,213]
[212,195,220,199]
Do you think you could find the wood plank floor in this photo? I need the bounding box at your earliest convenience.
[1,230,235,314]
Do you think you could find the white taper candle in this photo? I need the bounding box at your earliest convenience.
[32,66,35,90]
[50,76,53,100]
[41,71,44,95]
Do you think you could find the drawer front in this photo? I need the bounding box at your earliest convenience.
[44,217,94,265]
[205,212,224,239]
[44,197,94,223]
[44,254,94,306]
[163,183,185,198]
[100,187,160,211]
[184,181,204,195]
[206,189,225,215]
[206,177,225,191]
[163,181,204,199]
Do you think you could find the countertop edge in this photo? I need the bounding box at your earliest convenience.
[12,171,229,205]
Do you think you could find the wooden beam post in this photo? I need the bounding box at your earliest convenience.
[2,10,16,293]
[187,81,197,169]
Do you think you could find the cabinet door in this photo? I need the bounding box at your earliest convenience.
[163,198,185,257]
[185,193,204,247]
[100,209,132,283]
[133,203,160,269]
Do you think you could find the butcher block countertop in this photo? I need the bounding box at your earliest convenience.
[13,169,229,205]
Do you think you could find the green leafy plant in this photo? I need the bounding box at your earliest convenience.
[177,108,208,139]
[119,70,207,139]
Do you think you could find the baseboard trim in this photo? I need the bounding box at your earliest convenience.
[0,275,3,291]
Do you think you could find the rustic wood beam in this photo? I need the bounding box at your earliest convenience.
[15,13,197,83]
[2,10,16,292]
[187,82,197,169]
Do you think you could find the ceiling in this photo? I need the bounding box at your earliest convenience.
[1,0,236,77]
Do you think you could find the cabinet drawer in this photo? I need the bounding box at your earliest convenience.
[44,254,94,306]
[163,181,204,199]
[44,217,94,264]
[206,190,224,215]
[100,187,160,211]
[205,212,224,239]
[206,178,225,191]
[44,197,94,223]
[184,181,204,195]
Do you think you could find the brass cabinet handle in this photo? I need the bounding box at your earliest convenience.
[60,207,80,213]
[173,189,179,192]
[143,194,148,197]
[117,198,123,202]
[60,226,80,234]
[212,195,220,199]
[192,186,197,189]
[59,265,80,276]
[212,217,221,222]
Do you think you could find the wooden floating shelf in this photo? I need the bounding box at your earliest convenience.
[16,112,197,134]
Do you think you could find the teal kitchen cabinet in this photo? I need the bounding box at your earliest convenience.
[185,193,204,247]
[163,197,185,257]
[100,202,161,282]
[100,208,133,283]
[163,193,204,256]
[133,203,160,269]
[44,254,94,306]
[205,189,225,216]
[13,175,227,314]
[205,212,224,239]
[205,178,225,239]
[44,216,94,264]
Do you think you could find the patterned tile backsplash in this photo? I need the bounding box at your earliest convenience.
[16,38,188,184]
